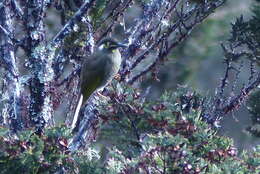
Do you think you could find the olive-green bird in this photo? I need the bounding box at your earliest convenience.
[72,38,126,132]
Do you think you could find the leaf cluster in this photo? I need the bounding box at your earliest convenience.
[247,90,260,137]
[0,84,259,173]
[92,84,260,174]
[0,126,74,174]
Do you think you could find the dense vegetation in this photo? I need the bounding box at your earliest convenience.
[0,0,259,173]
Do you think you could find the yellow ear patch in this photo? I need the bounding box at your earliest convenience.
[102,41,118,50]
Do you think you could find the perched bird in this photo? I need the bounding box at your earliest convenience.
[72,38,126,132]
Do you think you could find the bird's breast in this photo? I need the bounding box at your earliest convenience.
[105,50,121,74]
[99,50,122,88]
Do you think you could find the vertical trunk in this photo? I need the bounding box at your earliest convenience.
[0,0,22,131]
[25,0,54,133]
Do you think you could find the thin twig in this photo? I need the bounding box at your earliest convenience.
[51,0,96,47]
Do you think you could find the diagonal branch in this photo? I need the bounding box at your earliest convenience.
[51,0,96,47]
[221,73,260,115]
[128,0,225,84]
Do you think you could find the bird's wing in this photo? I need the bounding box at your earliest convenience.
[80,53,107,102]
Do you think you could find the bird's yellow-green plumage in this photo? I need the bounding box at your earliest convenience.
[81,76,102,103]
[72,38,126,132]
[80,53,106,103]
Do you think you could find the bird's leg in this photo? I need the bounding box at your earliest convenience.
[114,73,121,81]
[95,90,109,100]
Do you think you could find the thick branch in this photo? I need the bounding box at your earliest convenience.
[0,1,22,131]
[51,0,96,47]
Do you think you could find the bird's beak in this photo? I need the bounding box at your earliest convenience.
[116,43,128,48]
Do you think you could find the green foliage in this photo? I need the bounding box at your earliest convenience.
[92,83,260,173]
[0,85,259,173]
[247,90,260,137]
[74,149,108,174]
[227,2,260,65]
[250,1,260,43]
[244,0,260,137]
[90,0,108,29]
[0,126,75,174]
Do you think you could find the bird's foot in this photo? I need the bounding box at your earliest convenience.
[114,73,121,81]
[95,91,109,101]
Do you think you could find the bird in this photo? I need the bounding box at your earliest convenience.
[72,37,127,132]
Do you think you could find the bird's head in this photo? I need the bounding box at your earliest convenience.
[98,38,127,52]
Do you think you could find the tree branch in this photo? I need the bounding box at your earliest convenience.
[51,0,96,47]
[0,1,22,131]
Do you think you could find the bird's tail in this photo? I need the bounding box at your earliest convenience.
[71,94,83,131]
